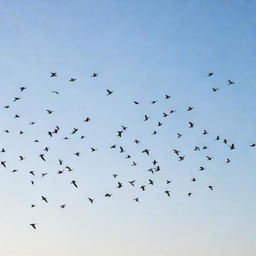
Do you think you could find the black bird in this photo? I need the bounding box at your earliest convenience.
[165,190,171,197]
[212,88,219,92]
[179,156,185,161]
[173,149,180,155]
[229,144,235,150]
[50,72,57,77]
[223,139,228,144]
[165,95,171,99]
[134,139,140,144]
[91,73,98,77]
[105,193,112,197]
[148,179,154,185]
[52,91,59,94]
[134,198,139,202]
[71,180,78,188]
[69,78,76,82]
[177,133,183,138]
[129,180,135,186]
[208,186,213,191]
[206,156,213,161]
[152,131,157,135]
[60,204,66,209]
[46,109,53,114]
[202,129,208,135]
[191,178,196,182]
[166,180,172,184]
[1,161,6,168]
[151,100,157,104]
[30,223,37,230]
[113,174,118,178]
[121,125,128,131]
[59,159,63,165]
[29,171,35,176]
[140,185,146,191]
[228,80,235,85]
[194,146,200,151]
[142,149,150,156]
[188,122,194,128]
[163,112,168,117]
[117,182,123,189]
[119,146,125,153]
[106,89,113,95]
[88,198,94,203]
[152,160,157,165]
[71,128,78,134]
[226,158,231,163]
[20,86,26,91]
[157,122,162,127]
[110,144,116,149]
[84,117,91,122]
[14,97,20,102]
[208,72,214,77]
[90,147,97,152]
[42,196,48,203]
[144,115,149,121]
[202,146,208,150]
[188,193,192,197]
[74,152,80,156]
[132,161,137,166]
[199,166,205,171]
[19,156,25,161]
[39,154,45,161]
[170,110,176,114]
[133,101,140,105]
[215,136,220,140]
[117,130,123,137]
[187,107,193,111]
[250,144,256,147]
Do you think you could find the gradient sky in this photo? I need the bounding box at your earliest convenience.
[0,1,255,255]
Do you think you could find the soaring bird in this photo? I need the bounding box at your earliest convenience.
[71,180,78,188]
[165,94,171,99]
[106,89,113,95]
[60,204,66,209]
[91,73,98,77]
[212,88,219,92]
[20,86,26,91]
[165,190,171,197]
[50,72,57,77]
[228,80,235,85]
[187,106,193,111]
[42,196,48,203]
[129,180,136,186]
[1,161,6,168]
[88,198,94,203]
[30,223,37,230]
[229,144,235,150]
[142,149,150,155]
[69,78,76,82]
[39,154,46,161]
[208,186,213,191]
[188,122,194,128]
[133,101,140,105]
[208,72,214,76]
[144,115,149,121]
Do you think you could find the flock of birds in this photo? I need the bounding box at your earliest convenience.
[1,72,254,230]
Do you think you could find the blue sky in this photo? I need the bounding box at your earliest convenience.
[0,1,255,255]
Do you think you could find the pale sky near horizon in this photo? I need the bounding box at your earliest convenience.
[0,1,255,255]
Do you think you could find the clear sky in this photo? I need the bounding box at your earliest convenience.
[0,0,255,255]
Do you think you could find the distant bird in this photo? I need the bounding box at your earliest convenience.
[50,72,57,77]
[14,97,20,102]
[129,180,136,186]
[215,136,220,140]
[88,198,94,203]
[177,133,183,138]
[250,144,256,147]
[229,144,235,150]
[191,178,196,182]
[140,185,146,191]
[52,91,59,94]
[39,154,46,161]
[148,179,154,185]
[134,198,139,202]
[134,139,140,144]
[42,196,48,203]
[30,223,37,230]
[226,158,231,163]
[69,78,76,82]
[212,88,219,92]
[20,86,26,91]
[106,89,113,95]
[142,149,150,156]
[188,122,194,128]
[228,80,235,85]
[208,72,214,77]
[1,161,6,168]
[117,182,123,189]
[165,190,171,197]
[91,73,98,77]
[188,193,192,197]
[206,156,213,161]
[60,204,66,209]
[84,117,91,122]
[144,115,149,121]
[71,180,78,188]
[166,180,172,184]
[105,193,112,197]
[165,95,171,99]
[151,100,157,104]
[202,129,208,135]
[46,109,53,114]
[208,186,213,191]
[187,106,193,111]
[133,101,140,105]
[179,156,185,161]
[199,166,205,171]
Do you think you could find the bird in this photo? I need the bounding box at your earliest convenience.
[69,78,76,82]
[215,136,220,140]
[46,109,53,114]
[173,149,180,155]
[165,190,171,197]
[151,100,157,104]
[134,198,139,202]
[140,185,146,191]
[105,193,112,197]
[42,196,48,203]
[1,161,6,168]
[60,204,66,209]
[84,117,91,122]
[142,149,150,155]
[208,186,213,191]
[226,158,231,163]
[250,144,256,147]
[134,139,140,144]
[228,80,235,85]
[188,122,194,128]
[199,166,205,171]
[129,180,136,186]
[91,73,98,77]
[177,133,183,138]
[50,72,57,77]
[187,106,193,111]
[165,95,171,99]
[30,223,37,230]
[20,86,26,91]
[202,129,208,135]
[106,89,113,95]
[14,97,20,102]
[148,179,154,185]
[119,146,125,153]
[212,88,219,92]
[133,101,140,105]
[208,72,214,76]
[163,112,168,117]
[229,144,235,150]
[191,178,196,182]
[179,156,185,161]
[71,180,78,188]
[206,156,213,161]
[88,198,94,203]
[39,154,46,161]
[90,147,97,152]
[117,182,123,189]
[166,180,172,184]
[144,115,149,121]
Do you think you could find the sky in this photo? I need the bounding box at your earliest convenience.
[0,0,255,255]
